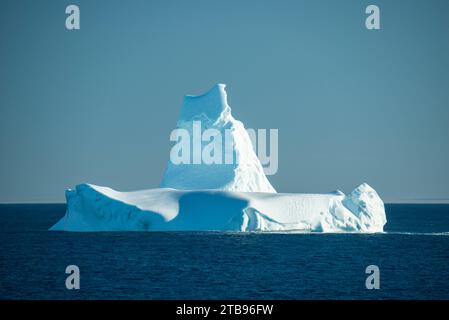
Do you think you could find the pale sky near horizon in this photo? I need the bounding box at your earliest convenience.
[1,0,449,203]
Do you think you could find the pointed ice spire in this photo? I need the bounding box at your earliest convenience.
[180,84,230,122]
[161,84,276,193]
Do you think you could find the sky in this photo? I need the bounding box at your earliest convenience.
[1,0,448,203]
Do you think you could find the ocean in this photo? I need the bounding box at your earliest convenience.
[0,203,448,299]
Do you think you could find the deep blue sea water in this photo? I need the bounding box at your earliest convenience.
[0,203,448,299]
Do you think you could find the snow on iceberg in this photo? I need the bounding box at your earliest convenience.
[50,183,385,232]
[51,84,387,232]
[161,83,276,193]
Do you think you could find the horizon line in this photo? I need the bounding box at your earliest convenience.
[1,200,449,205]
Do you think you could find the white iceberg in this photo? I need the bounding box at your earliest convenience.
[51,84,386,232]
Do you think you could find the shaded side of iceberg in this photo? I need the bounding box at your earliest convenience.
[50,183,386,232]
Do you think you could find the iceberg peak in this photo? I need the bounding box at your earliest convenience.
[355,182,375,192]
[161,84,276,193]
[180,83,230,123]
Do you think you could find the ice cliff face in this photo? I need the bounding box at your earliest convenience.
[160,84,276,193]
[50,183,386,232]
[341,183,386,232]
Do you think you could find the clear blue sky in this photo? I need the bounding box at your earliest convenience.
[1,0,448,203]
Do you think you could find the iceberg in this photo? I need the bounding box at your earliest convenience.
[51,84,386,232]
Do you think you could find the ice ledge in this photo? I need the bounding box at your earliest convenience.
[51,183,386,232]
